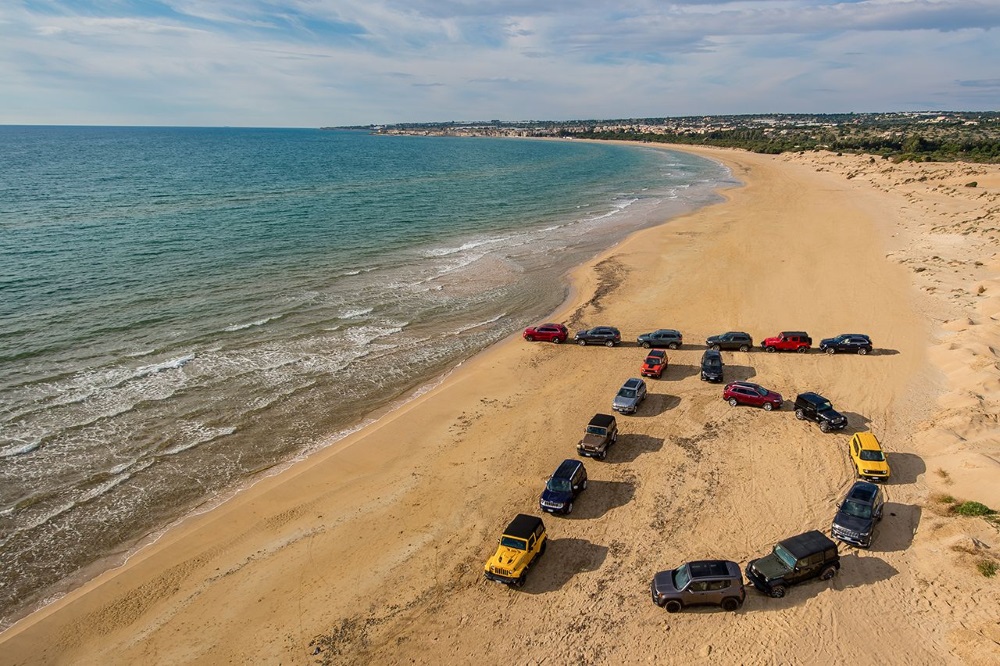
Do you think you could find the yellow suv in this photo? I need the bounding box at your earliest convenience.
[850,432,890,482]
[484,514,547,588]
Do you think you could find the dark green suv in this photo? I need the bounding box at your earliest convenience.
[745,530,840,598]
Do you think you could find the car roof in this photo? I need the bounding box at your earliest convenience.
[728,381,760,389]
[780,331,809,336]
[853,432,882,450]
[623,377,644,388]
[685,560,738,578]
[846,481,880,503]
[553,459,582,479]
[588,413,616,427]
[779,530,837,557]
[504,514,544,539]
[797,391,827,403]
[645,350,667,359]
[702,349,722,359]
[654,329,680,335]
[540,322,564,328]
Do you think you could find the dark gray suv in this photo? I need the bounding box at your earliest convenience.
[831,481,884,548]
[651,560,746,612]
[745,530,840,598]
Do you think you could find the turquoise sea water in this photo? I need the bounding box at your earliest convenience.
[0,126,733,627]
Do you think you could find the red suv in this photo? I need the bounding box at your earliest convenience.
[523,323,568,343]
[641,350,668,378]
[722,381,783,411]
[761,331,812,353]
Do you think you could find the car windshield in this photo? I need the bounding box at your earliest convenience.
[586,426,607,436]
[816,401,834,412]
[860,450,885,461]
[840,500,873,519]
[644,358,661,365]
[704,360,721,369]
[618,388,637,399]
[672,564,691,590]
[546,478,572,493]
[773,544,798,569]
[499,536,527,550]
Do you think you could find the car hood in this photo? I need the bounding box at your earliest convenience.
[487,546,526,570]
[541,488,571,504]
[762,336,782,345]
[820,337,837,346]
[706,336,721,344]
[750,554,790,580]
[614,396,639,408]
[579,433,607,448]
[833,511,874,534]
[858,459,890,474]
[818,408,847,424]
[651,570,679,595]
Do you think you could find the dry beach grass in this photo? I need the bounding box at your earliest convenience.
[1,146,999,665]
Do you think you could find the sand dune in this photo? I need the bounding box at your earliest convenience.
[1,147,998,665]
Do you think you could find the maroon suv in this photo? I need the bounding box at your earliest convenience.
[523,323,568,343]
[722,381,783,411]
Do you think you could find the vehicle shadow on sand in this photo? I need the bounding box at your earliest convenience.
[722,365,757,382]
[526,538,609,594]
[744,553,897,611]
[887,452,925,485]
[609,434,664,463]
[635,394,680,417]
[871,503,921,552]
[841,412,871,435]
[571,480,635,520]
[663,363,699,381]
[871,348,900,356]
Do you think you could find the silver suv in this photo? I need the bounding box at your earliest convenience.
[650,560,746,612]
[612,377,647,414]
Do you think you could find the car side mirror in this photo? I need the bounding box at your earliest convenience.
[794,566,801,572]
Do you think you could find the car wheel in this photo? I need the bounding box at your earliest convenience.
[552,337,561,344]
[578,339,587,346]
[515,574,526,588]
[765,346,775,353]
[525,335,534,342]
[769,585,786,598]
[859,347,868,355]
[820,422,832,433]
[795,409,805,420]
[820,565,837,581]
[728,398,739,407]
[642,341,651,349]
[540,541,547,555]
[739,344,749,352]
[721,597,741,612]
[712,344,721,351]
[565,502,573,515]
[605,340,614,347]
[664,600,682,614]
[669,343,678,350]
[797,346,808,353]
[763,402,773,411]
[597,452,606,461]
[826,347,836,355]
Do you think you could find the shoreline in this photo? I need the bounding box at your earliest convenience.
[2,145,999,665]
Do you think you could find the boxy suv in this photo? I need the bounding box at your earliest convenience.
[706,331,753,352]
[850,432,891,481]
[484,514,547,587]
[650,560,746,613]
[539,459,588,515]
[745,530,840,598]
[613,377,647,414]
[794,392,847,432]
[578,413,618,460]
[762,331,812,353]
[831,481,884,548]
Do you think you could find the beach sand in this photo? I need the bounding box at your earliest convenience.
[2,146,999,665]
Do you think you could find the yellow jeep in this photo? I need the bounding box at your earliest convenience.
[484,514,547,587]
[850,432,891,481]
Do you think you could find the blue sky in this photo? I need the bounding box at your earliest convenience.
[2,1,998,127]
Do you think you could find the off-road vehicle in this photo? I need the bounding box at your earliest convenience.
[706,331,753,352]
[651,560,746,613]
[700,349,724,383]
[641,349,668,379]
[849,432,891,481]
[574,326,621,347]
[794,392,847,432]
[745,530,840,598]
[613,377,647,414]
[484,514,547,587]
[637,329,683,349]
[723,381,782,410]
[819,333,873,355]
[539,459,588,515]
[577,413,618,460]
[762,331,812,353]
[523,323,568,343]
[831,481,884,548]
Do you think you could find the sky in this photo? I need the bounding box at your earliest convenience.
[1,1,999,127]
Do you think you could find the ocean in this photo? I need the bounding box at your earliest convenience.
[0,126,734,628]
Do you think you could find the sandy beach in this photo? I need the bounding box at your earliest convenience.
[2,145,999,665]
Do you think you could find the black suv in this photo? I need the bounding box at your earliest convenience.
[700,349,724,383]
[745,530,840,598]
[650,560,746,613]
[706,331,753,352]
[831,481,884,548]
[793,392,847,432]
[819,333,873,355]
[637,329,683,350]
[575,326,622,347]
[538,459,588,515]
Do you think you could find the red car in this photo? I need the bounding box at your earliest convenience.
[523,322,568,343]
[641,350,668,378]
[761,331,812,353]
[722,381,783,411]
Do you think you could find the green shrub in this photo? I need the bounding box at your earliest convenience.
[977,560,997,578]
[955,501,994,517]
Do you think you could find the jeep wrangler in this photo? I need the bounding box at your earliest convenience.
[484,514,547,587]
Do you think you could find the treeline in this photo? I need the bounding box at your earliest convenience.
[561,126,1000,163]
